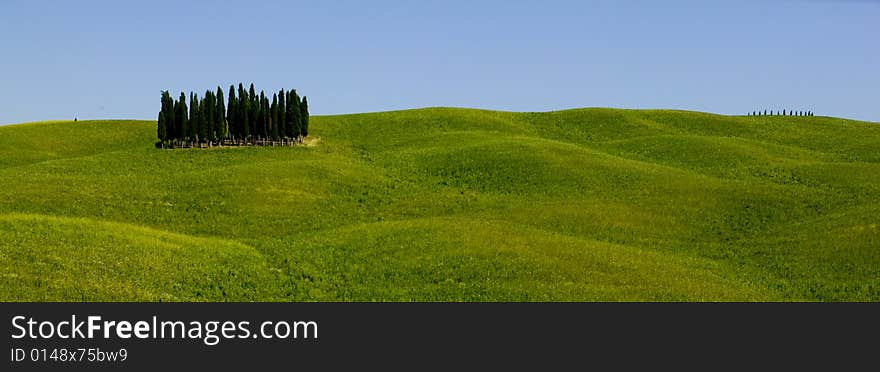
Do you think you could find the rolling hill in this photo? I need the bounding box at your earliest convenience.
[1,108,877,301]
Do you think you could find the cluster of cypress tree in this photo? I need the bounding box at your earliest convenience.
[157,83,309,148]
[749,109,813,117]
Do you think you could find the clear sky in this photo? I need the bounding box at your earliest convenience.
[1,0,877,124]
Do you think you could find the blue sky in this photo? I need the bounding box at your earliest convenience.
[1,0,877,124]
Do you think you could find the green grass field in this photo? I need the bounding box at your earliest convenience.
[1,108,878,301]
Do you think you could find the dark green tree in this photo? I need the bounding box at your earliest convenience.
[237,84,246,141]
[271,93,279,141]
[200,95,210,144]
[301,96,309,139]
[178,93,189,144]
[286,90,299,140]
[256,92,266,139]
[228,85,237,141]
[242,90,250,141]
[203,90,214,144]
[167,96,177,142]
[249,83,257,140]
[216,86,226,142]
[157,111,167,146]
[255,91,266,139]
[189,93,198,144]
[261,93,269,140]
[158,91,172,145]
[278,89,286,142]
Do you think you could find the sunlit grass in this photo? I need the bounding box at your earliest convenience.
[0,108,877,301]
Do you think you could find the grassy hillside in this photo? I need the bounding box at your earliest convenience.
[1,109,877,301]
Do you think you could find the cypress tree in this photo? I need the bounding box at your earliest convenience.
[204,90,215,144]
[258,91,266,140]
[236,84,246,141]
[169,92,178,140]
[190,93,198,145]
[260,93,266,141]
[171,94,178,143]
[301,96,309,139]
[197,93,204,143]
[271,93,279,141]
[242,91,250,141]
[201,91,209,143]
[248,84,257,140]
[296,90,305,139]
[216,86,226,142]
[209,91,217,142]
[204,91,212,144]
[168,95,177,143]
[254,92,262,141]
[286,90,299,140]
[278,89,286,142]
[157,111,167,146]
[200,96,209,144]
[167,102,175,145]
[177,93,187,144]
[195,95,202,144]
[253,89,259,140]
[158,91,170,144]
[228,86,237,141]
[261,94,270,141]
